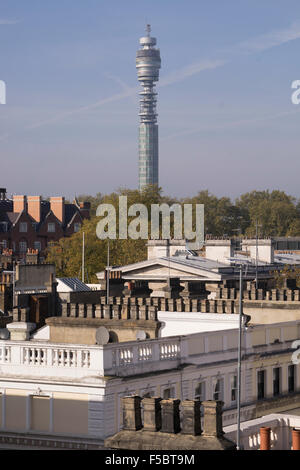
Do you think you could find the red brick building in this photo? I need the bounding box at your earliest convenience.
[0,188,90,261]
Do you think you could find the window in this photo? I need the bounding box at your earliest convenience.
[257,370,265,400]
[19,240,27,253]
[19,222,27,232]
[273,367,281,396]
[195,382,205,401]
[0,222,8,232]
[30,395,50,432]
[47,223,55,233]
[1,240,7,249]
[142,390,155,398]
[34,241,41,252]
[163,387,175,399]
[74,223,81,233]
[213,378,224,401]
[230,375,237,403]
[288,365,295,393]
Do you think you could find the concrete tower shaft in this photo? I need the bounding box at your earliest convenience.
[136,25,161,190]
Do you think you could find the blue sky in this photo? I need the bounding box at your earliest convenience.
[1,0,300,201]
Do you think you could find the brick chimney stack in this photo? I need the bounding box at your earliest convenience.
[27,196,41,222]
[13,195,27,213]
[50,197,65,225]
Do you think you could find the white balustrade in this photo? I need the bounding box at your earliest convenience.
[0,336,183,379]
[138,344,152,361]
[50,348,89,367]
[21,347,46,365]
[81,350,90,368]
[0,346,11,363]
[119,348,133,365]
[159,342,180,359]
[113,339,181,369]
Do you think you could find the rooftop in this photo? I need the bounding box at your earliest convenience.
[57,277,91,293]
[1,319,298,383]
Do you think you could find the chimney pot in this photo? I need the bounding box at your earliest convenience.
[122,396,142,431]
[292,428,300,450]
[142,397,162,431]
[202,400,224,437]
[181,400,202,436]
[260,426,271,450]
[160,399,180,434]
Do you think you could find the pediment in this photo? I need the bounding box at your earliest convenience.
[121,260,219,280]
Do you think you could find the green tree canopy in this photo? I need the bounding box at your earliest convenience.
[47,187,300,279]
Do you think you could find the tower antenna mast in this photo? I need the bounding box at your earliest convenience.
[136,26,161,190]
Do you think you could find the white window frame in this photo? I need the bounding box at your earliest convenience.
[19,240,27,253]
[212,377,224,401]
[194,381,206,401]
[273,366,281,397]
[230,375,237,404]
[34,241,41,252]
[19,222,27,233]
[257,369,266,400]
[47,223,55,233]
[162,386,175,399]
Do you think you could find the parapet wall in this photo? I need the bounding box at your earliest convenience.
[215,287,300,302]
[60,295,240,319]
[60,298,159,320]
[59,291,300,327]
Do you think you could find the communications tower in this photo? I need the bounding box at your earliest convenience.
[136,25,161,190]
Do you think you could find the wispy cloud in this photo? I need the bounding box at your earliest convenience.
[26,87,138,130]
[159,59,227,87]
[2,21,300,141]
[237,21,300,53]
[0,18,20,25]
[162,108,300,141]
[158,21,300,88]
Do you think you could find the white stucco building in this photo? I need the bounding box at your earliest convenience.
[0,314,299,449]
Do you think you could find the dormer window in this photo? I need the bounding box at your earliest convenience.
[20,222,27,232]
[48,223,55,233]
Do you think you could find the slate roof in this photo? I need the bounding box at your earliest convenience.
[0,199,85,231]
[57,277,91,292]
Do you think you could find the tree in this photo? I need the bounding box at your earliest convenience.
[273,265,300,289]
[236,190,298,237]
[47,187,300,279]
[46,185,166,281]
